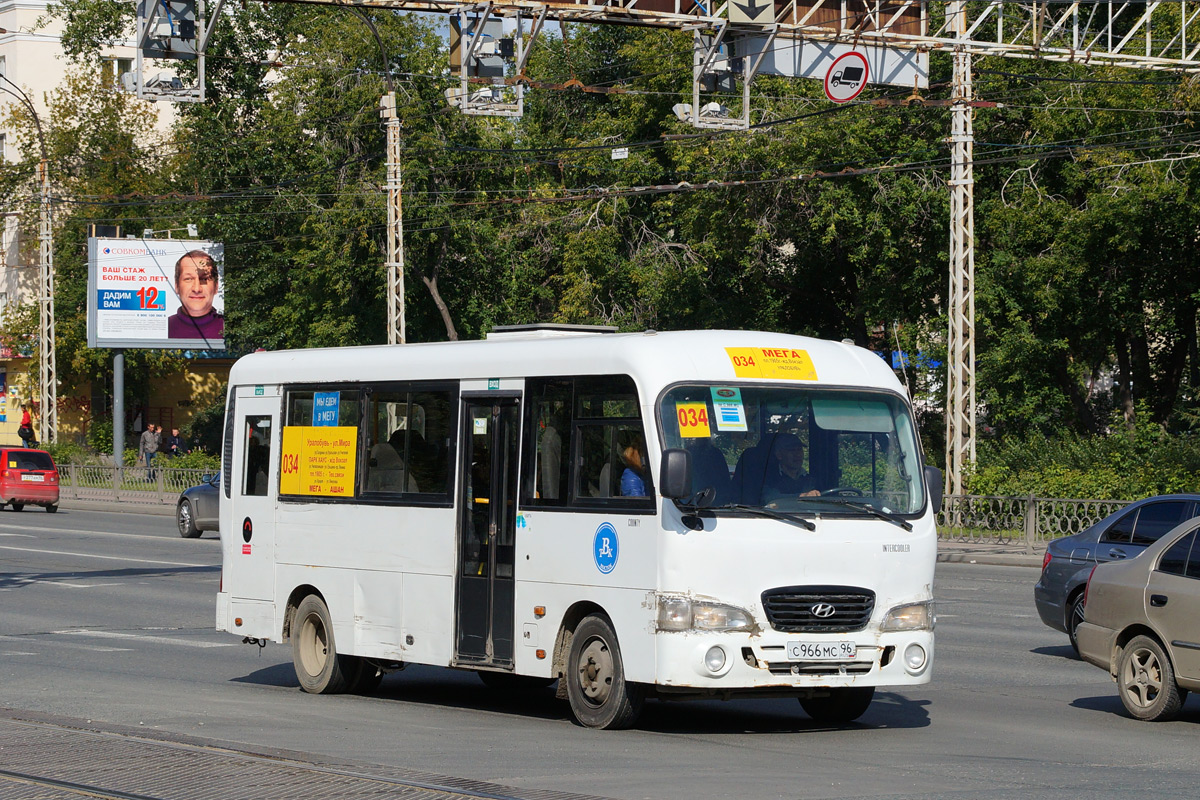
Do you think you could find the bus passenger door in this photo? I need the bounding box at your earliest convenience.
[228,389,280,603]
[456,396,520,667]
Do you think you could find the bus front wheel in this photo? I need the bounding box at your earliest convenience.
[566,614,644,729]
[292,594,356,694]
[799,686,875,725]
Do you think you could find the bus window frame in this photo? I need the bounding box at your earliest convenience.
[275,381,457,508]
[653,380,927,517]
[359,380,458,507]
[520,374,656,515]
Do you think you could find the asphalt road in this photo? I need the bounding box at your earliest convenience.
[1,507,1198,800]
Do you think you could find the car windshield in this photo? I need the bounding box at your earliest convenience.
[659,385,925,516]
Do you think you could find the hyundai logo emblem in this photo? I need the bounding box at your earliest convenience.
[811,603,837,618]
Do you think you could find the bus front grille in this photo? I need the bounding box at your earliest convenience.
[760,586,875,633]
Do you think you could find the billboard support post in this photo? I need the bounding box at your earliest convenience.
[113,350,125,468]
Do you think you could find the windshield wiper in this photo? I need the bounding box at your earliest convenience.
[708,503,816,531]
[802,498,913,531]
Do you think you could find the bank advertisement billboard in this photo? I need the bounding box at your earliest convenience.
[87,238,226,350]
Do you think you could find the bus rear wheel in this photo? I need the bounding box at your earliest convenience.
[799,686,875,725]
[566,614,644,730]
[292,594,355,694]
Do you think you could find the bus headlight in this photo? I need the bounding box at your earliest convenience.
[656,596,757,632]
[881,601,935,632]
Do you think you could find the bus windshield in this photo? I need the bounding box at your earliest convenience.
[659,385,926,516]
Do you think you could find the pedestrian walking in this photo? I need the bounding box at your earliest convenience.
[18,404,37,448]
[139,424,161,481]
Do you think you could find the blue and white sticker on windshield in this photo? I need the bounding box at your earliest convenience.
[593,522,619,574]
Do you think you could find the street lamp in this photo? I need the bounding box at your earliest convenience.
[0,62,57,445]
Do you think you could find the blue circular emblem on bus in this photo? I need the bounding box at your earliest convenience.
[593,523,619,574]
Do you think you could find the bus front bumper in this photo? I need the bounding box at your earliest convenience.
[651,629,933,695]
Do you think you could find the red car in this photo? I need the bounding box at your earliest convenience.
[0,447,60,512]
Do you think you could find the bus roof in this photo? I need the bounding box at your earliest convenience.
[228,330,905,395]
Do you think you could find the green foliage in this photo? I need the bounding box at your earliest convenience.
[86,419,114,454]
[167,450,221,470]
[42,441,89,466]
[183,388,227,454]
[18,4,1200,480]
[968,414,1200,500]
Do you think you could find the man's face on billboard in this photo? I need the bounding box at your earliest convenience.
[176,255,218,318]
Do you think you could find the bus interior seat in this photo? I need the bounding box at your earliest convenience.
[731,434,779,505]
[689,440,732,505]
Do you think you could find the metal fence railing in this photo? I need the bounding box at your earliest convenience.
[938,494,1132,552]
[59,464,212,506]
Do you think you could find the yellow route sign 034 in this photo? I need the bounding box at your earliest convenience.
[725,347,818,381]
[280,426,358,497]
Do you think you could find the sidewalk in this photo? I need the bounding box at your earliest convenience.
[937,540,1044,568]
[57,497,1046,566]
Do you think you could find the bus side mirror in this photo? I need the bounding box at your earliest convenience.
[659,448,692,499]
[924,465,943,510]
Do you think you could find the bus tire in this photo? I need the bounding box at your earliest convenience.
[566,614,644,730]
[291,594,354,694]
[799,686,875,725]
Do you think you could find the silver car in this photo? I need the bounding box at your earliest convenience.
[1076,518,1200,721]
[1034,494,1200,654]
[177,472,220,538]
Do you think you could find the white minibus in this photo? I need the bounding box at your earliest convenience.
[216,326,940,729]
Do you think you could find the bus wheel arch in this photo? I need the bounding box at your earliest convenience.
[552,601,606,697]
[563,610,645,730]
[289,590,359,694]
[282,584,323,642]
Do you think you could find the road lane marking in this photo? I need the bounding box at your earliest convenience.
[52,630,236,648]
[0,545,210,568]
[0,532,35,538]
[0,522,204,542]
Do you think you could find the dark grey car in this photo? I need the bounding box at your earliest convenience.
[1034,494,1200,654]
[177,472,220,538]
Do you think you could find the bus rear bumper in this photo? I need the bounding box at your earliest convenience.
[216,592,276,639]
[651,630,933,694]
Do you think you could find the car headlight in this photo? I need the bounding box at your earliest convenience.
[656,596,757,632]
[881,601,935,632]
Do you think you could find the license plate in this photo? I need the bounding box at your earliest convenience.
[21,474,45,482]
[787,640,857,661]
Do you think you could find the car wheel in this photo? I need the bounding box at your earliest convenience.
[291,594,355,694]
[176,500,201,538]
[1117,635,1187,721]
[10,502,24,512]
[799,687,875,724]
[45,504,58,513]
[1066,592,1086,657]
[566,614,644,729]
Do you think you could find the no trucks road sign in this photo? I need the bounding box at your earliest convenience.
[824,51,869,103]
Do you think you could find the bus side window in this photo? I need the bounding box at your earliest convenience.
[242,415,272,497]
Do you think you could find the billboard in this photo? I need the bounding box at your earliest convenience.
[87,238,226,350]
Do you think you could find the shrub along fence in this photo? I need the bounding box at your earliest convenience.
[58,464,212,506]
[938,494,1131,552]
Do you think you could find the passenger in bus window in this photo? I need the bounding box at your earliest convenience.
[762,433,819,502]
[620,434,648,497]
